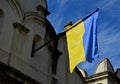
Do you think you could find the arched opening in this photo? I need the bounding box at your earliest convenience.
[13,22,30,56]
[0,8,4,34]
[31,34,42,57]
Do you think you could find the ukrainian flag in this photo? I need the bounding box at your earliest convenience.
[66,10,99,73]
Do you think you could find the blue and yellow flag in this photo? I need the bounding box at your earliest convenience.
[66,11,99,73]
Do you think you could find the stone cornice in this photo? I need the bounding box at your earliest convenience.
[36,5,50,16]
[13,22,30,35]
[23,12,46,24]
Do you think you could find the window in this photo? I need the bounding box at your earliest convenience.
[13,23,30,55]
[31,34,41,57]
[0,8,4,34]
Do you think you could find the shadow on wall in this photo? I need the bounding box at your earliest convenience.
[0,8,4,34]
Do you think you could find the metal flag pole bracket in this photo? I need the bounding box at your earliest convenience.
[32,8,99,55]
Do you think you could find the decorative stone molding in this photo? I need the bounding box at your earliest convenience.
[34,34,42,42]
[95,58,114,74]
[13,22,30,35]
[78,67,88,77]
[7,0,24,22]
[85,58,120,84]
[24,12,46,24]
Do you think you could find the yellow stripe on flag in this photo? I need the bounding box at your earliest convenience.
[66,21,86,73]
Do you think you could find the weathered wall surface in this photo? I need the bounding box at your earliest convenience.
[0,0,53,83]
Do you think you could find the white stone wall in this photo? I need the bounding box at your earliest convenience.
[95,59,114,74]
[86,58,120,84]
[0,0,20,53]
[0,0,52,83]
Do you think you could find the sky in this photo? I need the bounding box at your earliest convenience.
[46,0,120,75]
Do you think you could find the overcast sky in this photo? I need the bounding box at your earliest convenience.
[47,0,120,75]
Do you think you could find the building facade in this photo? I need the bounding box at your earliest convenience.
[0,0,86,84]
[79,58,120,84]
[1,0,120,84]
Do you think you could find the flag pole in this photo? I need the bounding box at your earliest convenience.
[64,8,99,32]
[32,8,99,54]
